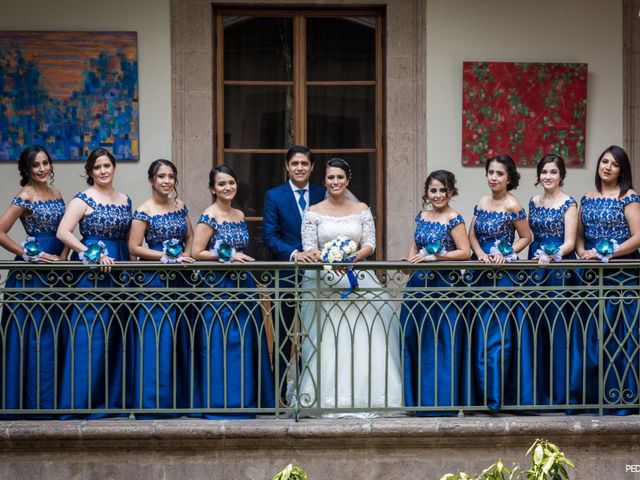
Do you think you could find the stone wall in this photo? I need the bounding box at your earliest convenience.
[1,416,639,479]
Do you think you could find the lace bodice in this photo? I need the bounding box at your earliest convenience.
[11,197,65,235]
[580,194,640,245]
[528,197,576,241]
[75,192,132,240]
[133,207,189,248]
[473,206,526,248]
[302,209,376,252]
[413,213,464,252]
[198,214,249,251]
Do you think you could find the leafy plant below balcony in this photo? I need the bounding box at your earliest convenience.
[272,464,308,480]
[440,439,575,480]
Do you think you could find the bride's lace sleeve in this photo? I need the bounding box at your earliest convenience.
[361,208,376,252]
[301,211,319,251]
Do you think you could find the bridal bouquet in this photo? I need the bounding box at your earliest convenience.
[321,235,357,265]
[320,235,359,298]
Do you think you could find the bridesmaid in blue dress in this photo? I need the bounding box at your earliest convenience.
[0,146,68,415]
[467,155,532,411]
[400,170,470,415]
[527,154,578,407]
[191,165,275,418]
[128,159,195,417]
[56,148,132,417]
[574,145,640,415]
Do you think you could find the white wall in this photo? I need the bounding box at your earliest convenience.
[0,0,171,258]
[426,0,622,234]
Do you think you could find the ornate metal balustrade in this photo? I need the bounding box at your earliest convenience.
[0,261,638,419]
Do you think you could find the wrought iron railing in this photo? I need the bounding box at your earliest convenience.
[0,260,638,419]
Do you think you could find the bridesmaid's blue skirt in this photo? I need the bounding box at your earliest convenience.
[1,233,64,417]
[570,246,639,415]
[128,243,191,418]
[192,270,275,419]
[58,236,130,418]
[527,238,576,407]
[400,269,464,415]
[467,242,526,411]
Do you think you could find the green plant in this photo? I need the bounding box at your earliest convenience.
[272,464,308,480]
[440,438,574,480]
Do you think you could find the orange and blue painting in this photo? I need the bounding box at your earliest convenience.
[0,31,138,160]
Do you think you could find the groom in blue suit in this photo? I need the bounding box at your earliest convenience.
[263,145,325,400]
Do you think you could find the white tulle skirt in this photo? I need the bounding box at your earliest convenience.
[296,269,403,411]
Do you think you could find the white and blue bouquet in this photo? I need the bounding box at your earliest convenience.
[320,235,359,298]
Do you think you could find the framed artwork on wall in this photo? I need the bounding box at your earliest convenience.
[0,31,139,161]
[462,61,587,167]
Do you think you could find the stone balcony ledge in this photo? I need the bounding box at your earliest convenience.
[1,415,640,451]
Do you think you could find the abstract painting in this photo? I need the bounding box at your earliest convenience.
[0,31,139,161]
[462,62,587,167]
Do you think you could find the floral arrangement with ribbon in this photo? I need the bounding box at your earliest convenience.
[490,240,518,262]
[21,237,44,262]
[161,238,185,264]
[79,241,108,265]
[533,242,563,263]
[212,239,235,263]
[593,238,619,263]
[320,235,359,298]
[419,241,447,261]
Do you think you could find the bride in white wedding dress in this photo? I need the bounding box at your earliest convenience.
[296,158,402,415]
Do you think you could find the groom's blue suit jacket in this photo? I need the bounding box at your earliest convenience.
[263,182,326,261]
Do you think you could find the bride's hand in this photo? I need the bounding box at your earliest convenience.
[296,249,320,262]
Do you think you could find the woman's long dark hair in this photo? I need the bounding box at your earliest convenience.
[595,145,633,198]
[18,146,54,187]
[84,148,116,185]
[485,154,520,191]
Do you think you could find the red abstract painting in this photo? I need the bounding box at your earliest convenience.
[462,62,587,167]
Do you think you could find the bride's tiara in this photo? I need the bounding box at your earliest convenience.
[327,157,352,181]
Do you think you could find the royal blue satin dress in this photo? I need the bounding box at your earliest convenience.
[59,192,132,417]
[469,206,527,410]
[2,197,65,415]
[400,213,465,415]
[130,207,191,417]
[527,197,576,406]
[571,194,639,415]
[194,215,275,418]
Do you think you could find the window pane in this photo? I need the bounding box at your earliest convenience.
[224,17,293,81]
[311,153,376,211]
[224,86,293,148]
[306,17,375,81]
[224,152,287,260]
[307,86,375,149]
[224,153,286,217]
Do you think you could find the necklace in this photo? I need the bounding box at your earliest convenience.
[29,183,51,199]
[92,186,115,199]
[540,194,561,209]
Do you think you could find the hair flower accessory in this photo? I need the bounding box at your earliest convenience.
[79,241,108,265]
[533,242,563,262]
[321,235,359,298]
[490,240,518,262]
[212,239,235,263]
[593,238,619,263]
[161,238,185,264]
[22,237,44,262]
[419,241,447,261]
